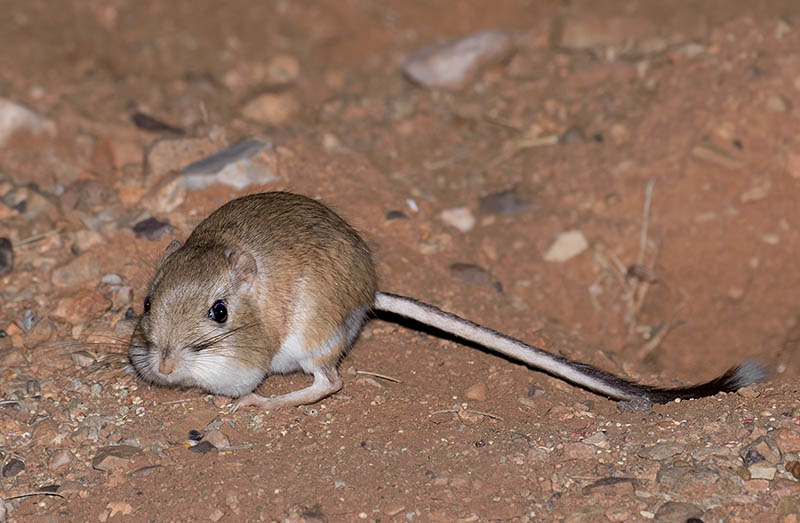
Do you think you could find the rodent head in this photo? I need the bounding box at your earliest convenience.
[128,240,269,397]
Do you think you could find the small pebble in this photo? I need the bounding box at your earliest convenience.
[0,237,13,276]
[132,111,184,134]
[188,441,217,454]
[403,29,515,89]
[91,445,142,472]
[240,92,300,126]
[2,458,24,478]
[737,386,760,399]
[464,382,487,401]
[205,429,230,449]
[786,461,800,480]
[479,188,533,215]
[48,449,72,472]
[440,206,475,232]
[0,97,56,146]
[182,139,276,190]
[638,442,683,461]
[775,428,800,454]
[544,230,588,262]
[449,263,490,285]
[748,461,777,480]
[132,217,173,241]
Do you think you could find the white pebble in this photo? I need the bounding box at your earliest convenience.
[544,230,588,262]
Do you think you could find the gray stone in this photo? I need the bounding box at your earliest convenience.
[183,140,278,190]
[0,238,12,276]
[0,97,55,146]
[404,29,515,89]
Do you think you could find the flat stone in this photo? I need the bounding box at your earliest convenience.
[464,382,487,401]
[0,97,56,146]
[183,139,278,190]
[554,15,656,50]
[51,289,112,325]
[92,445,143,471]
[479,188,533,215]
[132,217,173,241]
[404,29,515,89]
[139,172,187,214]
[240,92,300,125]
[776,428,800,454]
[439,206,475,232]
[144,136,217,178]
[748,461,777,480]
[638,442,684,461]
[544,230,588,262]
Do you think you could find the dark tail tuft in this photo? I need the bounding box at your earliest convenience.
[644,360,768,404]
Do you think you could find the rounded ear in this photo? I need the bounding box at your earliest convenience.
[225,249,257,293]
[157,240,183,269]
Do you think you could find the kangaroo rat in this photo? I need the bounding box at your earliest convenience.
[128,192,765,410]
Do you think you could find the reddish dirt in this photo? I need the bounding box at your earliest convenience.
[1,1,800,522]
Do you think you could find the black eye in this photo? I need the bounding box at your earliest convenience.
[143,296,151,314]
[208,300,228,323]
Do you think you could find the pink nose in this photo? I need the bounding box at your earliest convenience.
[159,354,178,375]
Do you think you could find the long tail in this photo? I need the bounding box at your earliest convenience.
[374,291,766,403]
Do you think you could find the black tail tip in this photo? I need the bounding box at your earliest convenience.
[726,359,768,391]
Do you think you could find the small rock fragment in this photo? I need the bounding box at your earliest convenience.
[563,442,595,460]
[182,139,277,190]
[765,94,790,113]
[132,217,173,241]
[51,289,112,325]
[785,152,800,179]
[209,508,225,522]
[48,449,73,472]
[479,188,533,215]
[737,385,760,399]
[786,461,800,480]
[383,504,405,517]
[139,172,187,214]
[748,461,777,480]
[404,29,515,89]
[638,442,683,461]
[0,97,56,146]
[266,54,300,85]
[144,136,217,178]
[440,206,475,232]
[73,230,105,252]
[583,432,610,449]
[449,263,490,286]
[691,143,743,170]
[0,237,12,276]
[132,111,185,134]
[741,436,781,464]
[464,382,487,401]
[653,501,704,523]
[2,458,24,478]
[544,230,588,262]
[92,445,143,472]
[240,92,300,125]
[776,428,800,454]
[188,441,217,454]
[581,477,634,495]
[205,429,230,449]
[106,502,133,518]
[554,15,657,50]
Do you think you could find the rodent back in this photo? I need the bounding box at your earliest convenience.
[186,192,378,324]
